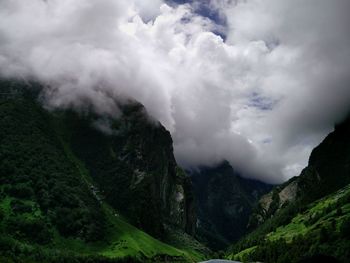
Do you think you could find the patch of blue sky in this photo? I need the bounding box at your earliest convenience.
[167,0,227,39]
[248,92,279,111]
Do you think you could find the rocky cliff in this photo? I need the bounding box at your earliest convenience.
[0,79,207,262]
[0,79,196,242]
[63,102,196,238]
[250,115,350,226]
[228,116,350,263]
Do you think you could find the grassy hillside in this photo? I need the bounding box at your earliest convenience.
[227,115,350,262]
[0,193,199,262]
[227,184,350,262]
[0,80,206,262]
[249,116,350,230]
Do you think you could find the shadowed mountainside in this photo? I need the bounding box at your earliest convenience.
[189,162,272,250]
[0,79,208,262]
[227,115,350,263]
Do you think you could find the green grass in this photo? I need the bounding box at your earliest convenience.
[267,216,307,242]
[1,188,203,262]
[48,205,191,261]
[51,119,206,262]
[227,184,350,261]
[52,117,206,261]
[227,246,257,262]
[46,202,203,262]
[266,184,350,242]
[0,94,207,262]
[101,205,182,259]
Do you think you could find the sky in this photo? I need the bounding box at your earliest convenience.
[0,0,350,183]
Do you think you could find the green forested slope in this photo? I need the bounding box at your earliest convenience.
[227,184,350,262]
[0,80,207,262]
[226,116,350,263]
[249,116,350,229]
[61,103,196,239]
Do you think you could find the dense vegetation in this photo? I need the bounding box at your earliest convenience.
[62,103,196,239]
[250,116,350,228]
[0,80,206,262]
[0,86,105,242]
[227,174,350,262]
[224,115,350,262]
[2,78,349,262]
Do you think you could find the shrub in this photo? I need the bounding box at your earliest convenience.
[10,200,32,214]
[5,184,34,199]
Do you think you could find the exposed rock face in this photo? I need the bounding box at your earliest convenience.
[0,80,204,261]
[189,162,272,250]
[250,115,350,225]
[259,193,272,211]
[297,116,350,201]
[278,180,298,205]
[250,179,299,225]
[64,103,196,238]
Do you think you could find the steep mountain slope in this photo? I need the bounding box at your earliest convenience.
[189,162,272,250]
[250,116,350,227]
[227,183,350,263]
[62,103,196,239]
[0,79,207,262]
[227,116,350,263]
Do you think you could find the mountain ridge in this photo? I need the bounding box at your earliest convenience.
[0,79,208,262]
[249,115,350,228]
[227,114,350,262]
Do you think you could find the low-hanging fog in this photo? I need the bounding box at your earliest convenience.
[0,0,350,183]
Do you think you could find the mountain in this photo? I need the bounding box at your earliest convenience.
[227,116,350,263]
[189,162,272,250]
[0,79,208,262]
[227,183,350,262]
[63,102,196,239]
[250,116,350,227]
[3,77,349,263]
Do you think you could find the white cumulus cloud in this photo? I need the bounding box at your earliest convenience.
[0,0,349,183]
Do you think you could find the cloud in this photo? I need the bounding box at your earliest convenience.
[0,0,349,183]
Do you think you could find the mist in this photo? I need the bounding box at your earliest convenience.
[0,0,350,183]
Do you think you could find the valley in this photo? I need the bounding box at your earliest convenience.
[0,80,207,262]
[0,1,349,262]
[0,80,349,263]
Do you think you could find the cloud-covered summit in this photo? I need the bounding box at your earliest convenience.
[0,0,349,183]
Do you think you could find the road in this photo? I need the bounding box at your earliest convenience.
[200,260,241,263]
